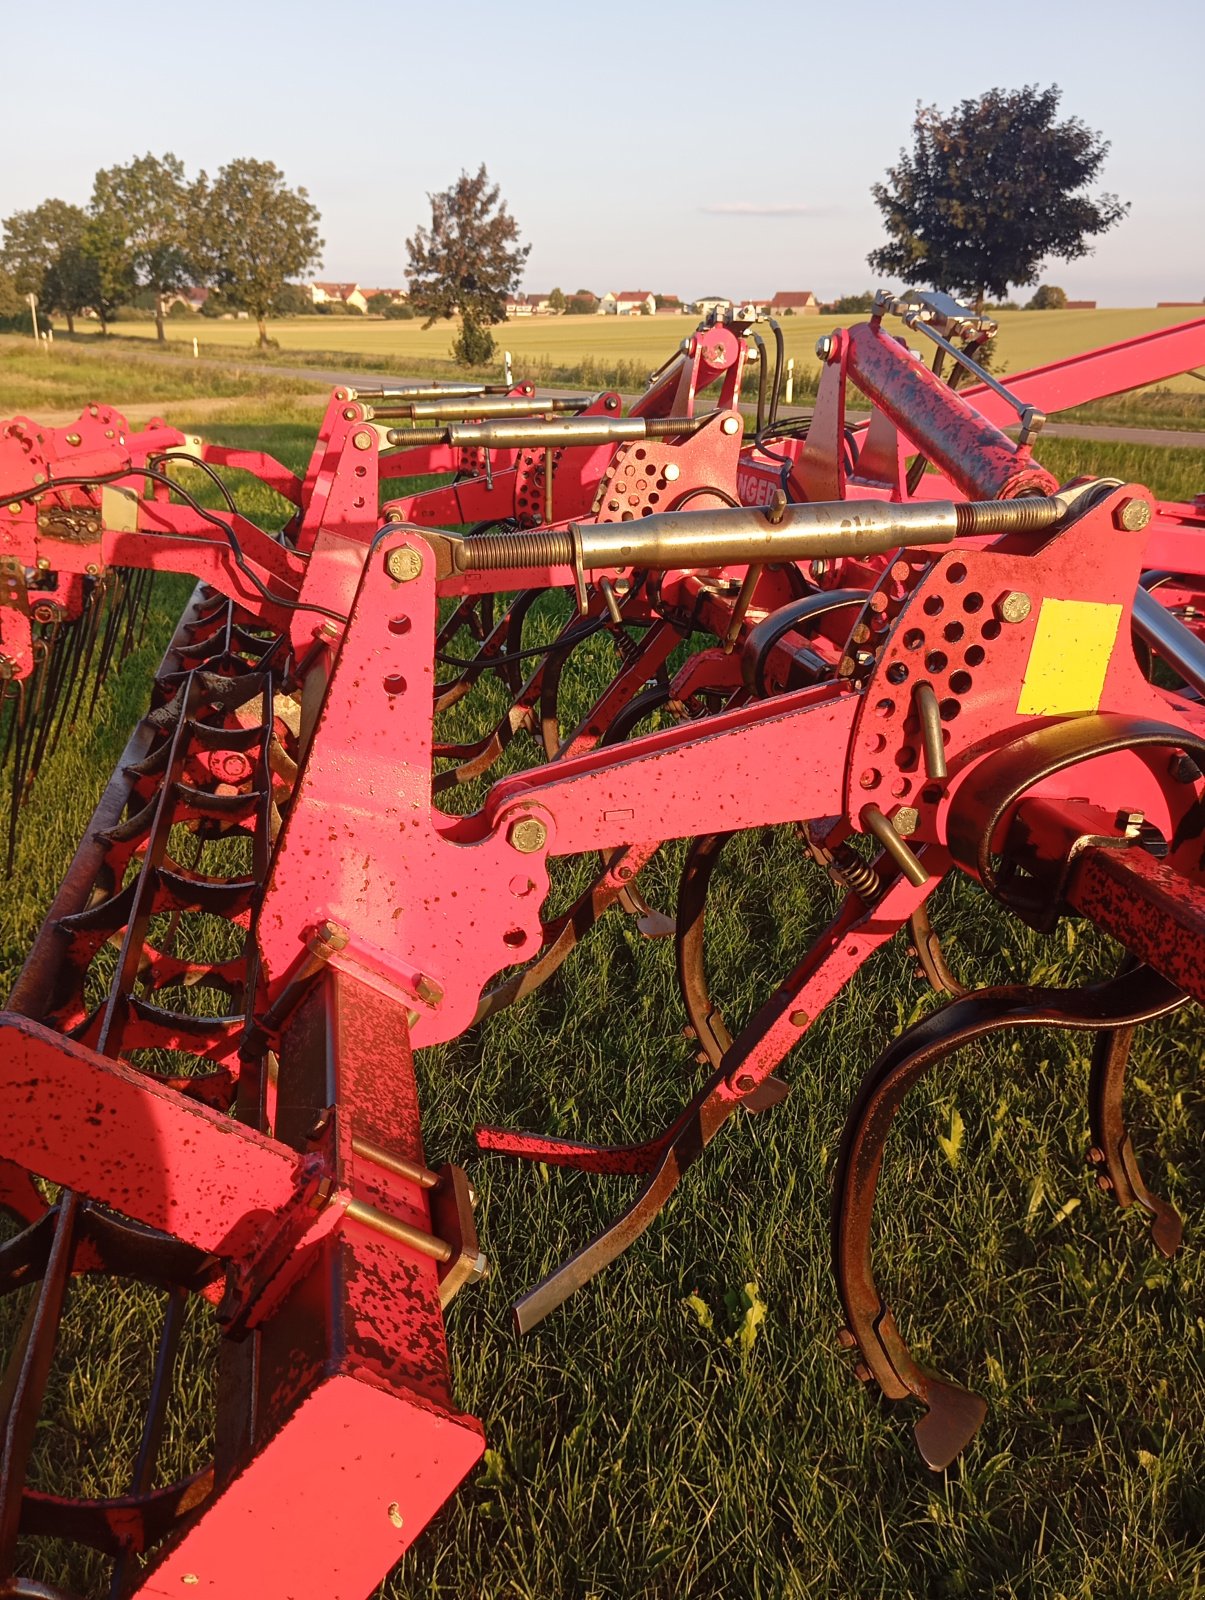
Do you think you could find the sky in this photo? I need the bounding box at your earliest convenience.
[1,0,1202,308]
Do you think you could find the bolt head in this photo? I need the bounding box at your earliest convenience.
[996,590,1032,625]
[507,815,547,854]
[414,973,443,1006]
[663,462,681,481]
[352,429,374,451]
[385,546,423,582]
[35,557,51,571]
[893,806,921,837]
[1114,496,1151,532]
[720,415,740,435]
[735,1073,756,1092]
[816,334,836,362]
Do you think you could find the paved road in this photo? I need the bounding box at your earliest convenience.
[39,345,1205,451]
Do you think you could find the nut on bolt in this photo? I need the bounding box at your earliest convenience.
[507,815,547,854]
[892,806,921,837]
[996,590,1032,625]
[352,429,374,451]
[1114,495,1151,532]
[385,546,423,582]
[815,334,837,363]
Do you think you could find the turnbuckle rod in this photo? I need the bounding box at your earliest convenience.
[452,495,1065,575]
[374,395,593,422]
[347,382,517,401]
[384,413,718,452]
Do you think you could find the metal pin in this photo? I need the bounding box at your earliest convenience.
[860,804,929,886]
[913,683,947,781]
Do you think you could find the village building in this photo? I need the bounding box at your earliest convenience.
[309,281,369,312]
[599,290,657,315]
[766,290,819,316]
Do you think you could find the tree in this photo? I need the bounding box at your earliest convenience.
[868,85,1128,310]
[565,294,595,316]
[192,159,322,350]
[0,200,94,333]
[548,286,566,313]
[0,266,26,328]
[79,209,135,332]
[832,291,876,314]
[91,154,198,343]
[405,164,530,367]
[1026,284,1068,310]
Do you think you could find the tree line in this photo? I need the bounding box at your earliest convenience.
[1,153,321,348]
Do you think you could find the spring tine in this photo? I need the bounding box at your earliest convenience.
[88,572,131,715]
[1087,1019,1184,1256]
[63,576,108,733]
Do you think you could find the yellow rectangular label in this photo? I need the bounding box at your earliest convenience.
[1016,598,1122,716]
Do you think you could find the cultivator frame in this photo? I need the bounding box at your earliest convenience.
[1,299,1204,1597]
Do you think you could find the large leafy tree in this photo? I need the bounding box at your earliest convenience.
[79,209,135,333]
[191,159,322,349]
[91,153,197,342]
[405,165,530,366]
[869,85,1128,310]
[0,199,95,333]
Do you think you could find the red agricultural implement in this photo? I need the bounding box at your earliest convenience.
[1,297,1204,1597]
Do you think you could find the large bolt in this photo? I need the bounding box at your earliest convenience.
[352,429,374,451]
[721,415,740,435]
[816,334,836,362]
[385,546,423,582]
[1114,496,1152,532]
[663,463,681,481]
[507,816,547,853]
[996,590,1032,625]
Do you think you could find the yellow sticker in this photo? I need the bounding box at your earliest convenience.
[1016,598,1123,716]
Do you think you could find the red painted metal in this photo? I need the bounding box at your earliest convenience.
[2,302,1204,1596]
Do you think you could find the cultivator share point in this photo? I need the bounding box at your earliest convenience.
[2,298,1204,1595]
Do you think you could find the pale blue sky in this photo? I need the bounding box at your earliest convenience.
[2,0,1201,305]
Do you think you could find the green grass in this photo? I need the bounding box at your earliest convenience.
[0,334,316,413]
[44,304,1205,409]
[0,413,1202,1599]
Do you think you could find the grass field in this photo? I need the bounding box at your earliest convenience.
[0,377,1202,1598]
[51,305,1205,404]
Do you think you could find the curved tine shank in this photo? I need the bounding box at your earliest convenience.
[1088,1023,1184,1256]
[509,1072,737,1335]
[907,904,968,997]
[676,833,737,1068]
[832,966,1185,1472]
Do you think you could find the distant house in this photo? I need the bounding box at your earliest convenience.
[600,290,656,316]
[309,281,369,313]
[766,290,818,316]
[361,287,407,306]
[694,296,732,318]
[164,286,210,313]
[1157,300,1204,307]
[524,293,557,315]
[571,289,599,310]
[655,294,684,314]
[1065,300,1097,310]
[504,295,534,317]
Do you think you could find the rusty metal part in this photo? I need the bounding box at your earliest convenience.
[832,965,1184,1470]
